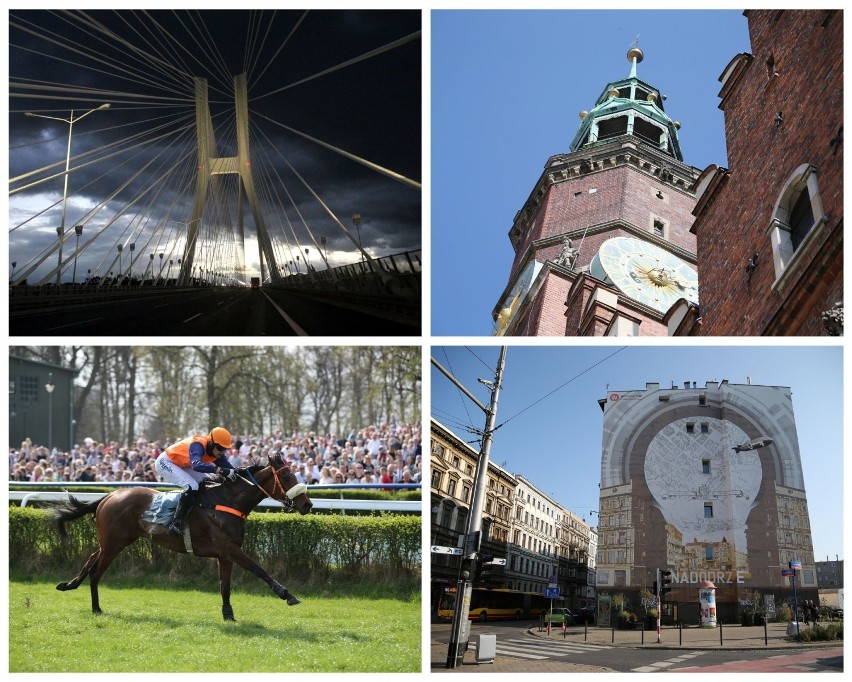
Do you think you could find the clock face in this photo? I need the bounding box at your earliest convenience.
[592,237,699,313]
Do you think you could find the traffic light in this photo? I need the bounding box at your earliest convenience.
[660,570,673,598]
[477,556,499,587]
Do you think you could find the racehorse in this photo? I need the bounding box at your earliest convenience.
[52,453,313,621]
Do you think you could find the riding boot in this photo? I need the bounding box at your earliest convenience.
[168,487,197,535]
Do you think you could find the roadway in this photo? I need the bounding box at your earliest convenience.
[9,287,420,336]
[430,620,843,673]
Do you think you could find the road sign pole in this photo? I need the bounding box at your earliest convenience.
[656,567,661,643]
[445,347,507,669]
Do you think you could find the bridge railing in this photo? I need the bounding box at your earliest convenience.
[280,250,422,296]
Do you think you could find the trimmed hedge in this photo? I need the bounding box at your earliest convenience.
[9,506,421,587]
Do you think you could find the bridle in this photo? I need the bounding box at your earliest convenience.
[239,461,308,511]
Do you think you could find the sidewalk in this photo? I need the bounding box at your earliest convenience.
[431,622,842,673]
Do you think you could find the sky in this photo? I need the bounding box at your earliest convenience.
[431,10,752,335]
[9,9,421,284]
[431,345,844,564]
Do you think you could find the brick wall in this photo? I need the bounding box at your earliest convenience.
[693,10,843,335]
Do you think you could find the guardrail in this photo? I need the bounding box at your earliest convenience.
[10,482,421,513]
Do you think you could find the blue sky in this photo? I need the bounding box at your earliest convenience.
[431,10,752,335]
[431,345,843,564]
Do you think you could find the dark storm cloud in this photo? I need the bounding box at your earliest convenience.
[9,9,421,281]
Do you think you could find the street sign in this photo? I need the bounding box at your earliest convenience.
[545,587,561,598]
[789,560,802,570]
[781,569,794,577]
[431,545,463,555]
[484,558,507,566]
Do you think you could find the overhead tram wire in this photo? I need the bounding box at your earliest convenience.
[465,347,496,374]
[494,347,630,432]
[440,348,478,435]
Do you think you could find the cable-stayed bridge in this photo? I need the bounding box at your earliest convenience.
[9,10,421,335]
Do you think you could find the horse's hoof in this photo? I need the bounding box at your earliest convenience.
[287,596,301,606]
[56,582,69,591]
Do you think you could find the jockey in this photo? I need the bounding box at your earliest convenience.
[155,427,237,534]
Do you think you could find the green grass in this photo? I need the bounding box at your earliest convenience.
[10,577,421,672]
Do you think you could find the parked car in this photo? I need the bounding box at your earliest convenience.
[575,606,596,624]
[544,608,577,625]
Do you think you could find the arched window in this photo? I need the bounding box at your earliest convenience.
[767,164,827,287]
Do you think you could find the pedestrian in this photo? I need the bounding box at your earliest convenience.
[803,600,810,625]
[809,601,819,625]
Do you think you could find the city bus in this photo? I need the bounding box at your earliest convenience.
[437,587,548,622]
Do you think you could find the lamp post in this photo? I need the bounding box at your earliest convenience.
[11,261,16,284]
[45,372,55,452]
[128,242,135,282]
[116,244,123,285]
[305,247,311,273]
[72,225,83,284]
[25,103,110,284]
[352,214,363,262]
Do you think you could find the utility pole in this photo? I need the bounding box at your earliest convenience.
[436,346,507,669]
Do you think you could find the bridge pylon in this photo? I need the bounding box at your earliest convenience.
[179,74,280,286]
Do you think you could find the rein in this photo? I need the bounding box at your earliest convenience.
[239,463,307,511]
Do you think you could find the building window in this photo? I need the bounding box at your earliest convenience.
[704,503,714,518]
[431,470,442,489]
[705,546,714,561]
[700,422,709,434]
[702,459,711,474]
[768,164,827,287]
[452,456,460,468]
[766,54,776,78]
[686,422,695,434]
[462,486,471,503]
[447,479,456,497]
[652,218,665,238]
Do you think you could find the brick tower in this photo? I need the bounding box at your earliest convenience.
[492,48,701,336]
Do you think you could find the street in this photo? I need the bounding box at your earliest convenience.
[431,620,843,673]
[10,287,419,336]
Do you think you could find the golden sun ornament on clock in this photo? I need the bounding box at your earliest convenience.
[590,236,699,314]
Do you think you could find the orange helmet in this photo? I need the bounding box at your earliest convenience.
[209,427,232,449]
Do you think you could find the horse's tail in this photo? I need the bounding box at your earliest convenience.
[53,494,103,539]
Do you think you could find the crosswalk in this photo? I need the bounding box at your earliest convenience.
[631,650,710,672]
[468,637,613,661]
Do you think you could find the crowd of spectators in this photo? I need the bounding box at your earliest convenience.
[9,421,422,488]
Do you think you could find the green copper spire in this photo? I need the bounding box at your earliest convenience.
[570,47,684,161]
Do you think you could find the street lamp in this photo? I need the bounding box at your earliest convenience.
[128,243,135,282]
[45,372,55,452]
[72,225,83,284]
[305,247,311,272]
[25,103,110,284]
[352,214,363,261]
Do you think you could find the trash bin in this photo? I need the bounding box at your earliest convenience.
[475,633,497,664]
[698,580,717,628]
